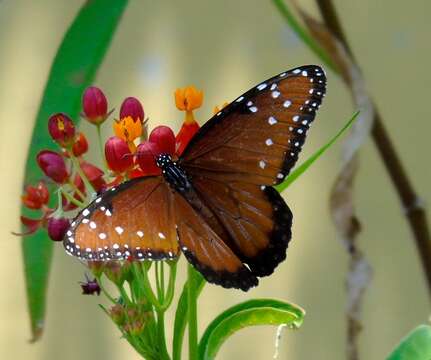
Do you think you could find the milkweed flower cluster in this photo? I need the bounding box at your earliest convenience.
[17,85,203,243]
[16,84,205,356]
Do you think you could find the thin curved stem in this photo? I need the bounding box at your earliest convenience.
[315,0,431,299]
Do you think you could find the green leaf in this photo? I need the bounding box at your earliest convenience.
[20,0,128,341]
[198,299,305,360]
[172,272,205,360]
[276,111,359,193]
[387,325,431,360]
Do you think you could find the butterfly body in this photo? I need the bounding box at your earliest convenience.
[64,65,327,291]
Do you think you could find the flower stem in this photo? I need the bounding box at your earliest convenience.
[96,276,116,303]
[187,264,198,360]
[133,262,161,310]
[96,123,108,172]
[156,310,171,360]
[67,179,86,201]
[60,188,85,208]
[69,153,95,194]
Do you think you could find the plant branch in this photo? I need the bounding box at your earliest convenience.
[315,0,431,299]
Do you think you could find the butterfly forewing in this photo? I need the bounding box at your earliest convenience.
[64,177,180,261]
[180,65,326,185]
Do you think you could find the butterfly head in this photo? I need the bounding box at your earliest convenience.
[156,153,173,169]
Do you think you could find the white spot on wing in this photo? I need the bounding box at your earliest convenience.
[249,106,258,113]
[257,83,267,90]
[89,221,97,229]
[283,100,292,108]
[259,160,266,169]
[268,116,277,125]
[137,230,144,238]
[115,226,124,235]
[236,96,244,102]
[271,91,280,98]
[265,139,273,146]
[99,232,107,240]
[82,209,90,216]
[158,232,166,239]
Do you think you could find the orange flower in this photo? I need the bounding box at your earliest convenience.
[113,116,143,152]
[174,86,203,114]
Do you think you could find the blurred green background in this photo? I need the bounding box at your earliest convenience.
[0,0,429,359]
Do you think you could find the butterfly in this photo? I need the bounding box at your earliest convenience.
[63,65,326,291]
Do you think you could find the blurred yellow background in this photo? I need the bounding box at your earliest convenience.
[0,0,430,359]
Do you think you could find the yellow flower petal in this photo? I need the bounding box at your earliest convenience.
[113,116,142,142]
[174,85,203,112]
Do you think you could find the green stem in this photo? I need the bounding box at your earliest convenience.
[155,262,163,300]
[172,272,205,360]
[133,262,161,310]
[69,153,96,193]
[96,275,116,303]
[160,261,165,302]
[60,188,85,208]
[187,265,198,360]
[161,261,177,311]
[156,310,171,360]
[117,284,131,305]
[96,123,109,172]
[67,178,86,201]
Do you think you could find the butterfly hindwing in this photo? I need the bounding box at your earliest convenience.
[180,65,326,185]
[191,176,292,277]
[173,191,258,291]
[64,176,179,261]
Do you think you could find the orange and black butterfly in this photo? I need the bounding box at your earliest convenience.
[64,65,326,291]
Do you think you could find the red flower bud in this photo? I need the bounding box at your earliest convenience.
[47,216,70,241]
[120,97,144,122]
[72,132,89,157]
[48,113,75,147]
[80,161,106,192]
[149,126,175,156]
[37,150,68,184]
[176,121,200,156]
[105,136,134,173]
[21,181,49,209]
[110,304,126,325]
[80,275,101,295]
[82,86,108,124]
[136,141,161,175]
